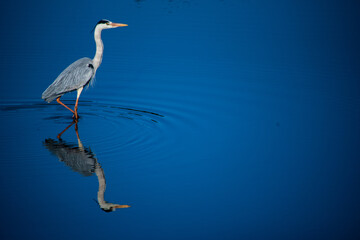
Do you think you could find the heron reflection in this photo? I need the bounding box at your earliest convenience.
[43,121,130,212]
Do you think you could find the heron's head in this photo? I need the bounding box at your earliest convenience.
[95,19,128,31]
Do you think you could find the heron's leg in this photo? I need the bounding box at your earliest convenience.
[74,87,84,119]
[56,97,75,114]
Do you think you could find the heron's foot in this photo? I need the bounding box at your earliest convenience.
[72,113,80,120]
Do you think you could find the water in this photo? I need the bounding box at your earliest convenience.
[1,1,360,239]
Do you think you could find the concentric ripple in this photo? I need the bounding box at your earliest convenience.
[0,86,217,174]
[0,99,173,172]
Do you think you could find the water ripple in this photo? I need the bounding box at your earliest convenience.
[0,99,172,169]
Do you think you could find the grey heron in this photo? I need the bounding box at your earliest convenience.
[42,19,127,119]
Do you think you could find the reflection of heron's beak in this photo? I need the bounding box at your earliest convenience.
[113,204,131,209]
[110,23,128,27]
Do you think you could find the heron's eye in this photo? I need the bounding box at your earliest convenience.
[106,22,110,25]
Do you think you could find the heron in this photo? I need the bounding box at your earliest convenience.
[42,19,127,119]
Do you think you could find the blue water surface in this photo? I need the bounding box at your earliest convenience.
[0,0,360,239]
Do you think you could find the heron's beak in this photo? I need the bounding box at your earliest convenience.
[110,23,128,27]
[113,204,131,209]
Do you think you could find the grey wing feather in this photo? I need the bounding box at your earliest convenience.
[42,57,95,103]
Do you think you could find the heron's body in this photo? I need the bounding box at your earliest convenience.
[42,58,94,103]
[41,19,127,119]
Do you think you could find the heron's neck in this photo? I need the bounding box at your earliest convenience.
[93,28,104,70]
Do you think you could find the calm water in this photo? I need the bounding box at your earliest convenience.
[1,1,360,239]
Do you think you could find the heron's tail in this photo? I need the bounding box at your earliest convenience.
[42,87,60,103]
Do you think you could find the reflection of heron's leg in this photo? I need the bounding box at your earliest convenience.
[73,87,83,119]
[57,120,76,139]
[56,97,75,114]
[74,123,79,138]
[74,123,84,150]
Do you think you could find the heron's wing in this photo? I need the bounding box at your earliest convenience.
[42,57,95,103]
